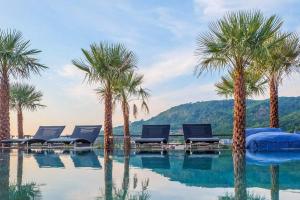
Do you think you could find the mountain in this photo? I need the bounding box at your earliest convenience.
[113,96,300,136]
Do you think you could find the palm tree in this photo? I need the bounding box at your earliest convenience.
[215,70,267,98]
[72,43,136,149]
[10,83,45,138]
[195,10,284,152]
[113,71,150,150]
[255,35,300,128]
[0,30,46,140]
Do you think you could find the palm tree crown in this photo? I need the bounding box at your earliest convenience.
[113,71,150,118]
[10,83,45,111]
[72,42,137,87]
[0,30,47,78]
[215,70,267,98]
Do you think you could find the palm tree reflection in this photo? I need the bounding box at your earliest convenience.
[219,151,266,200]
[98,149,150,200]
[270,165,279,200]
[0,150,42,200]
[0,149,10,199]
[233,151,247,200]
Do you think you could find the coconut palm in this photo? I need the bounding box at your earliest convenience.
[195,10,284,151]
[10,83,45,138]
[0,30,46,140]
[255,34,300,128]
[72,42,136,149]
[113,71,150,150]
[215,70,267,98]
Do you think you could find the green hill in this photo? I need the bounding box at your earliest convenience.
[113,96,300,136]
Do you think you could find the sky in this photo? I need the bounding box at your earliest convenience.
[1,0,300,135]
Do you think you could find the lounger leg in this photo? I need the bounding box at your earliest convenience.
[161,141,163,150]
[190,141,192,149]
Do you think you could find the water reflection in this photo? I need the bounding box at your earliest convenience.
[30,150,65,168]
[138,151,170,169]
[0,149,42,200]
[0,149,299,199]
[0,149,10,199]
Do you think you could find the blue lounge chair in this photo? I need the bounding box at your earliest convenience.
[1,126,65,146]
[183,124,219,148]
[47,125,101,147]
[135,125,170,147]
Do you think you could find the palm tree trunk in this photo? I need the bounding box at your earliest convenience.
[233,68,246,152]
[0,73,10,140]
[269,76,279,128]
[104,90,113,149]
[270,165,279,200]
[17,149,23,188]
[17,108,24,139]
[104,149,113,200]
[0,149,10,199]
[122,100,131,150]
[122,148,130,199]
[233,151,247,200]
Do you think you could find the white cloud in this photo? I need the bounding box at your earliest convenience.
[140,48,196,87]
[154,7,194,38]
[193,0,289,20]
[57,64,84,78]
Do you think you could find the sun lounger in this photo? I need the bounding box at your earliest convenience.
[135,125,170,148]
[1,126,65,147]
[183,124,219,148]
[47,125,101,147]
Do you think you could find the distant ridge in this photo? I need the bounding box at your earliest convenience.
[113,96,300,136]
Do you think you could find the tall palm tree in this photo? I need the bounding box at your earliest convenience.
[0,30,46,140]
[72,43,136,149]
[215,70,267,98]
[113,71,149,150]
[195,10,284,152]
[256,35,300,128]
[10,83,45,138]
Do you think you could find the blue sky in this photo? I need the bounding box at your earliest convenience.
[1,0,300,134]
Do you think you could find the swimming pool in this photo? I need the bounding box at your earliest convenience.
[1,149,300,200]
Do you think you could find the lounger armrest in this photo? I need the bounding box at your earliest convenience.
[186,137,220,143]
[135,138,167,144]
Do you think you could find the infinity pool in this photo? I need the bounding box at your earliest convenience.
[1,149,300,200]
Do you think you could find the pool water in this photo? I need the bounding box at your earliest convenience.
[1,149,300,200]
